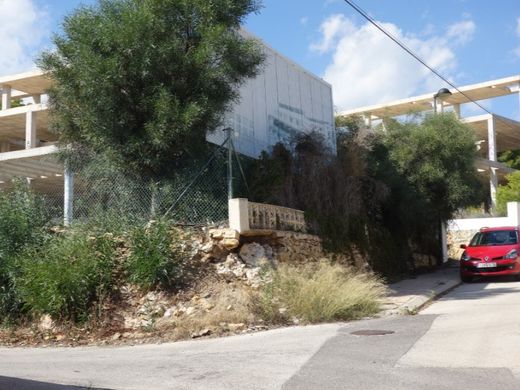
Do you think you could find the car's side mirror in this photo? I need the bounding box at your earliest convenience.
[460,244,467,249]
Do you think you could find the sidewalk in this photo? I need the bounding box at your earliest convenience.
[380,264,461,316]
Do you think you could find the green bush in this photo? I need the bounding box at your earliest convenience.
[126,220,190,290]
[16,230,116,322]
[0,182,50,322]
[258,261,386,323]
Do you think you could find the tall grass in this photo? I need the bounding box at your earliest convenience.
[259,260,386,323]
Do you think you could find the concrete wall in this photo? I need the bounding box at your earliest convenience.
[207,31,335,158]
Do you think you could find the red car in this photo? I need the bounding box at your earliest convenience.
[460,226,520,283]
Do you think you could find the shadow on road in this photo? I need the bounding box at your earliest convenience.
[0,376,109,390]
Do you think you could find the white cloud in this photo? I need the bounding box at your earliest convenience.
[446,20,476,45]
[311,15,476,111]
[0,0,49,77]
[310,14,355,54]
[300,16,309,26]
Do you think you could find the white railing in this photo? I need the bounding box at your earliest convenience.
[229,198,306,233]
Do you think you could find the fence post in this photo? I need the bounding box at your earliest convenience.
[229,198,249,233]
[225,127,233,200]
[64,165,74,226]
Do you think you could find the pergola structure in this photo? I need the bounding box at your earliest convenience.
[0,71,72,224]
[340,75,520,210]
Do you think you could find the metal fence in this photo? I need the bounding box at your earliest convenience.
[35,135,253,227]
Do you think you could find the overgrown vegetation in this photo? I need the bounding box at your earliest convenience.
[497,171,520,214]
[258,261,385,323]
[126,220,192,290]
[248,113,483,276]
[0,182,51,323]
[16,231,116,322]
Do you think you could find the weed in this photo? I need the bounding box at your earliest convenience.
[258,260,386,323]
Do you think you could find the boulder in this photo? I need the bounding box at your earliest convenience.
[240,243,268,267]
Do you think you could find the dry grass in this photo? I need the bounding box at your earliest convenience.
[170,283,257,339]
[259,260,386,323]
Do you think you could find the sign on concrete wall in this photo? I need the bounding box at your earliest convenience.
[208,33,336,158]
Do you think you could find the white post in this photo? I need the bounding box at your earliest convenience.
[25,111,37,149]
[490,167,498,212]
[64,166,74,226]
[453,103,461,119]
[1,85,11,110]
[229,198,250,233]
[487,116,498,211]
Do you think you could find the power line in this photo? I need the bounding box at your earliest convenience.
[342,0,518,123]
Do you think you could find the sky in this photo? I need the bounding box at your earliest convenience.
[1,0,519,118]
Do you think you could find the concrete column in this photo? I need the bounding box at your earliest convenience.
[64,166,74,226]
[32,95,41,104]
[25,111,37,149]
[229,198,250,233]
[487,116,497,161]
[453,103,461,119]
[490,167,498,212]
[1,85,11,110]
[487,116,498,210]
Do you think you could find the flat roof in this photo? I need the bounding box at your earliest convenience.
[341,75,520,119]
[0,70,52,98]
[463,114,520,153]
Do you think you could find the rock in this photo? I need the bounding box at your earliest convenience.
[226,305,233,311]
[278,307,288,315]
[185,307,196,316]
[221,238,240,250]
[111,332,122,341]
[55,334,65,342]
[240,243,267,267]
[228,323,246,332]
[191,328,211,338]
[223,230,240,240]
[201,241,215,253]
[38,315,55,332]
[163,308,174,318]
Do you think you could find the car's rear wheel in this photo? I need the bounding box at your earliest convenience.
[461,274,473,283]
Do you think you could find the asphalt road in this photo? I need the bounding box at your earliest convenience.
[2,277,520,390]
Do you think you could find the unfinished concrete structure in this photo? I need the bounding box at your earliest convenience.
[341,75,520,211]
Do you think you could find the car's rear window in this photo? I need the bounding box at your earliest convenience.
[469,230,518,246]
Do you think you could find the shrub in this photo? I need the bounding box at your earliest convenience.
[126,220,191,290]
[0,182,50,322]
[258,261,386,323]
[16,230,116,322]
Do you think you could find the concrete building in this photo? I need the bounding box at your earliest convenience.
[340,75,520,211]
[0,37,335,223]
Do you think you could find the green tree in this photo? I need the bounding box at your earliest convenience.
[376,113,482,222]
[499,149,520,170]
[40,0,265,180]
[497,171,520,214]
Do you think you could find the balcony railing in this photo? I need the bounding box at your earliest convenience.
[229,198,306,233]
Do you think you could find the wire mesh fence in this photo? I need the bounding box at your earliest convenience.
[20,137,255,228]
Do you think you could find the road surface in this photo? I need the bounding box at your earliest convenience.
[1,277,520,389]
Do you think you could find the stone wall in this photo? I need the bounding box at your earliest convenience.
[447,229,477,260]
